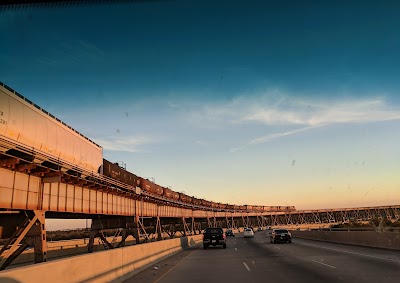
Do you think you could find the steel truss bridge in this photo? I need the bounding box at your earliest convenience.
[0,137,399,270]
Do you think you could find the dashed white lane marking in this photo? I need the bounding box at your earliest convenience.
[243,262,251,271]
[235,248,238,251]
[298,242,400,263]
[312,260,336,269]
[273,246,280,250]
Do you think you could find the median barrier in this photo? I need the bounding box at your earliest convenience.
[0,234,203,283]
[290,230,400,250]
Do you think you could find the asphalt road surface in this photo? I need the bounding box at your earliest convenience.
[125,230,400,283]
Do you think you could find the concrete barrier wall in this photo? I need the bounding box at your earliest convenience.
[291,230,400,250]
[0,234,203,283]
[7,237,137,266]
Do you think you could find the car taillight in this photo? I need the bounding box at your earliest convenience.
[223,234,226,239]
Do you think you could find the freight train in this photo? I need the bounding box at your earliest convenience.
[0,82,296,212]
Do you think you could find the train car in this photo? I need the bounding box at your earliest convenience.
[192,197,202,205]
[233,205,240,210]
[239,205,246,210]
[254,205,264,212]
[102,160,141,195]
[201,199,211,207]
[210,202,219,208]
[161,186,179,201]
[152,184,164,196]
[0,82,103,173]
[226,204,234,210]
[162,187,173,199]
[218,203,227,209]
[172,191,180,201]
[103,159,124,180]
[245,205,253,211]
[139,178,154,193]
[179,193,192,203]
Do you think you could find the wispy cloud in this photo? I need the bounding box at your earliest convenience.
[249,125,325,145]
[242,98,400,126]
[93,136,156,153]
[188,90,400,151]
[230,126,322,152]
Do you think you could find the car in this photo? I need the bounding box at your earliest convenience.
[243,228,254,238]
[270,229,292,243]
[225,229,235,237]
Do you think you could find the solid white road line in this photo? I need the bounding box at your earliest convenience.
[243,262,251,271]
[235,248,238,251]
[312,259,337,269]
[298,242,400,263]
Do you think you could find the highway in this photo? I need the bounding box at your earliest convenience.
[126,230,400,283]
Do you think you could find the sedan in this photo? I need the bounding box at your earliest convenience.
[243,228,254,238]
[270,229,292,243]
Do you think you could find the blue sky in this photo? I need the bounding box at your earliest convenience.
[1,0,400,214]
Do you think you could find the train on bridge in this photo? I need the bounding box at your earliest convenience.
[0,82,295,213]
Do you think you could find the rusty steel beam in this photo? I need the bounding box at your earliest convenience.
[0,157,19,166]
[0,210,47,270]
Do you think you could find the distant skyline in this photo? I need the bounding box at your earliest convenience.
[1,0,399,219]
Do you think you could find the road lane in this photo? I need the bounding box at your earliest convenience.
[126,230,400,283]
[154,236,250,283]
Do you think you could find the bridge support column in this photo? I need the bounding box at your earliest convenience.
[257,215,263,230]
[136,216,150,243]
[241,214,248,229]
[165,224,176,239]
[155,217,162,241]
[88,219,115,253]
[0,210,47,270]
[181,217,192,236]
[115,217,137,248]
[28,210,47,264]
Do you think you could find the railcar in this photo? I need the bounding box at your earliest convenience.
[0,82,103,174]
[179,193,192,203]
[192,197,202,205]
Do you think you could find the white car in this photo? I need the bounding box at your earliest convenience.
[243,228,254,238]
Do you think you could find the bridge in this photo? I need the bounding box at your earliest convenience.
[1,139,398,271]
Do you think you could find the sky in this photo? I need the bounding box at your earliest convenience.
[1,0,400,219]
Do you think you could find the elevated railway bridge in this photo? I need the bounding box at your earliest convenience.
[0,140,399,270]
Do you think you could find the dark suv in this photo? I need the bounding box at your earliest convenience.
[225,229,235,237]
[270,229,292,243]
[203,227,227,249]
